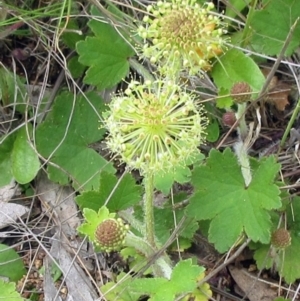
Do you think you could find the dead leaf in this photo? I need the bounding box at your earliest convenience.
[266,83,290,111]
[0,180,20,203]
[261,68,290,111]
[36,172,80,238]
[45,234,98,301]
[0,203,29,229]
[229,265,277,301]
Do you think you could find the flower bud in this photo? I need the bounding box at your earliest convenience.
[222,112,237,127]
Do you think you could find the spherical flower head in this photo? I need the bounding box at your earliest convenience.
[95,218,129,252]
[137,0,226,76]
[271,228,291,250]
[103,80,207,175]
[231,82,252,104]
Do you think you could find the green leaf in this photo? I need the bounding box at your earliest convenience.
[205,117,219,142]
[0,244,26,282]
[211,49,265,108]
[0,279,24,301]
[67,55,86,79]
[76,20,134,90]
[225,0,251,19]
[11,126,40,184]
[186,148,281,252]
[0,134,15,186]
[36,91,114,190]
[101,272,141,301]
[0,66,26,113]
[250,0,300,56]
[129,259,203,301]
[154,153,204,195]
[76,171,142,212]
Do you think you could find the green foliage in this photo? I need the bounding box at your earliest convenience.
[77,206,116,251]
[0,134,16,186]
[0,66,25,113]
[0,244,26,282]
[0,279,24,301]
[254,199,300,284]
[101,272,141,301]
[76,171,142,212]
[76,17,134,90]
[250,0,300,55]
[36,91,114,190]
[11,125,40,184]
[129,259,206,301]
[0,125,39,186]
[225,0,251,19]
[212,49,265,108]
[153,153,205,195]
[186,148,281,252]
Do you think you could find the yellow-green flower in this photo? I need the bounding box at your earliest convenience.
[137,0,226,76]
[103,80,206,175]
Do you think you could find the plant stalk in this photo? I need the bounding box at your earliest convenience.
[144,174,156,248]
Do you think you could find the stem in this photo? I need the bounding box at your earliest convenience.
[235,103,248,140]
[144,174,156,248]
[280,98,300,148]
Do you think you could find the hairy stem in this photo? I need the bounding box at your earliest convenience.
[235,103,248,140]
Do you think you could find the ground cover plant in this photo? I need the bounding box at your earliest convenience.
[1,0,300,300]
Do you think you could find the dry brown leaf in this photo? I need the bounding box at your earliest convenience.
[229,265,277,301]
[266,83,290,111]
[261,68,290,111]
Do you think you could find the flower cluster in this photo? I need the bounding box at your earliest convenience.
[103,80,206,175]
[137,0,226,76]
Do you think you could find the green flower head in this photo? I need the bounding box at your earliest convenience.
[103,80,207,175]
[137,0,227,76]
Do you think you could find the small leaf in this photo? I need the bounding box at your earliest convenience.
[186,148,281,252]
[76,171,142,212]
[250,0,300,56]
[0,279,24,301]
[11,126,40,184]
[76,20,134,90]
[0,244,26,282]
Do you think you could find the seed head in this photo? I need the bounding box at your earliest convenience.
[103,80,207,175]
[137,0,227,76]
[95,218,129,252]
[231,82,252,104]
[271,228,291,249]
